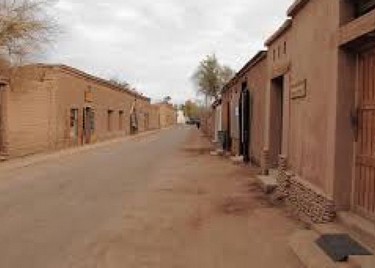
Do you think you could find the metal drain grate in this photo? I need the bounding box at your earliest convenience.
[316,234,373,262]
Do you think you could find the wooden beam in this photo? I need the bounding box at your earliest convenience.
[339,8,375,46]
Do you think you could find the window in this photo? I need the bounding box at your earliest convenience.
[273,49,276,61]
[119,111,124,130]
[107,110,114,131]
[278,46,281,58]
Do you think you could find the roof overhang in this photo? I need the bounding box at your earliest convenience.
[287,0,310,17]
[265,19,292,46]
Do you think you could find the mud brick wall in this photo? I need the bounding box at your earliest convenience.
[277,155,336,224]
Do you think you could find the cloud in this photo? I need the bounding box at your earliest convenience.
[43,0,294,103]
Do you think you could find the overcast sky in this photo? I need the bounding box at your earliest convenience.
[43,0,293,103]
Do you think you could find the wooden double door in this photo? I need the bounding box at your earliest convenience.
[354,46,375,220]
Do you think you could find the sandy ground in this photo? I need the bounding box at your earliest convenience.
[72,128,304,268]
[0,126,304,267]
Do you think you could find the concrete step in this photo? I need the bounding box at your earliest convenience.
[256,175,277,194]
[337,212,375,251]
[210,149,224,156]
[230,155,244,165]
[349,256,375,268]
[289,230,344,268]
[255,169,278,194]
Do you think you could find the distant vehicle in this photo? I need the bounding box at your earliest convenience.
[186,118,200,125]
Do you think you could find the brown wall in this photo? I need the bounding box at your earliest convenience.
[221,53,268,162]
[247,56,267,165]
[3,64,157,158]
[158,103,177,128]
[287,0,340,196]
[6,67,57,157]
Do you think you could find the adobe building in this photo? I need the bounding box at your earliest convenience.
[221,51,268,165]
[262,0,375,223]
[157,102,177,128]
[0,64,155,159]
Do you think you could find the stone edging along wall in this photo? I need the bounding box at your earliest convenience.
[276,155,336,224]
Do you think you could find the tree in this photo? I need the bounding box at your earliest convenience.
[163,96,171,103]
[184,100,201,119]
[0,0,56,61]
[109,78,130,89]
[192,54,235,105]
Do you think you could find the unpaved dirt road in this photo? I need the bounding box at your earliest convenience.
[0,127,303,267]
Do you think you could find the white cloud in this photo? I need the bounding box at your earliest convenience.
[43,0,294,103]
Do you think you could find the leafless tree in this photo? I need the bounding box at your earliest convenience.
[109,78,130,90]
[0,0,56,62]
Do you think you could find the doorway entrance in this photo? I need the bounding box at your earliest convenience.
[0,85,4,155]
[353,47,375,220]
[239,82,251,163]
[83,107,94,145]
[269,76,284,166]
[70,109,79,145]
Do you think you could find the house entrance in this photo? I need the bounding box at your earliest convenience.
[0,85,4,155]
[83,107,94,144]
[70,109,79,145]
[353,46,375,220]
[269,76,284,166]
[239,82,251,163]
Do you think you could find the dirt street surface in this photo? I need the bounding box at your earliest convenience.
[0,127,304,267]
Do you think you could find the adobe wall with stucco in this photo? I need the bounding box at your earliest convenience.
[6,66,58,157]
[3,64,156,158]
[286,0,340,198]
[246,55,267,165]
[158,103,177,129]
[265,21,292,167]
[147,104,160,130]
[53,66,135,149]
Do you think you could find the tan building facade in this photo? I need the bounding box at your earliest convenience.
[157,103,177,129]
[261,0,375,223]
[0,64,158,159]
[221,51,268,165]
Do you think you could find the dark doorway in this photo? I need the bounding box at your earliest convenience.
[226,101,231,151]
[270,76,284,166]
[239,82,251,163]
[70,108,79,145]
[83,107,94,144]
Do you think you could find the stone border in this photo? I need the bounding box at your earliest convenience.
[276,155,336,224]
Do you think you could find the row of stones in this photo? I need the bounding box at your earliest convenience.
[261,149,336,224]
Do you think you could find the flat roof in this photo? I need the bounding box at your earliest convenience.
[22,63,151,102]
[264,19,292,46]
[287,0,310,17]
[222,50,267,94]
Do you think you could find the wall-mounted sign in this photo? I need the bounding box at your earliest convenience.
[291,80,307,99]
[85,87,94,103]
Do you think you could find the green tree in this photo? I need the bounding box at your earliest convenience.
[192,54,235,105]
[184,100,201,119]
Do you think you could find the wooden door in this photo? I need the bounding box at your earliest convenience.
[70,109,79,145]
[0,87,3,153]
[83,107,93,144]
[354,47,375,220]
